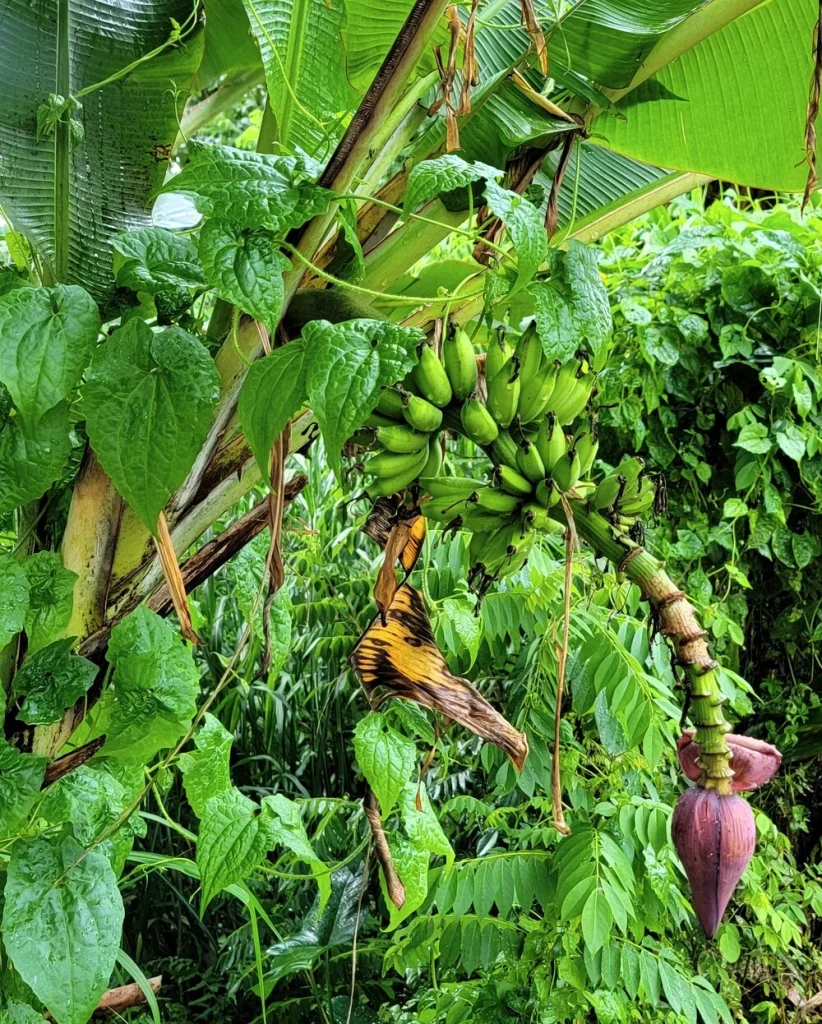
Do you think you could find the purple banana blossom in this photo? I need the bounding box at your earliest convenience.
[672,786,756,937]
[677,731,782,791]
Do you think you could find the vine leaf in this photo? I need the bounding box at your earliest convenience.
[303,318,424,478]
[238,341,309,485]
[82,317,220,531]
[2,834,124,1024]
[378,833,430,930]
[179,713,234,819]
[350,584,528,770]
[404,154,502,216]
[12,638,98,726]
[563,242,613,367]
[79,607,199,762]
[400,781,454,865]
[0,403,73,515]
[199,220,289,327]
[160,143,334,234]
[0,553,30,649]
[483,180,546,289]
[0,285,100,424]
[22,551,77,654]
[353,713,416,819]
[197,788,326,911]
[0,743,47,840]
[113,227,206,295]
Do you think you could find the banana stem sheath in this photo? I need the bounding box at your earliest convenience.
[550,501,733,791]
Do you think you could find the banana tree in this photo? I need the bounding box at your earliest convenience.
[0,0,816,1019]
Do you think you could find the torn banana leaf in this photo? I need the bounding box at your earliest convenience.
[350,583,528,770]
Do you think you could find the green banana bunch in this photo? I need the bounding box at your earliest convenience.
[469,519,534,579]
[442,323,478,400]
[413,343,452,407]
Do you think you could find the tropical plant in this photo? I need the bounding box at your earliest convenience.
[0,0,819,1021]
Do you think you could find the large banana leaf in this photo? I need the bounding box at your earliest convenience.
[241,0,359,159]
[197,0,262,89]
[0,0,203,303]
[594,0,818,191]
[536,142,710,242]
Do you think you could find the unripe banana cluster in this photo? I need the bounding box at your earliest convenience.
[355,321,655,586]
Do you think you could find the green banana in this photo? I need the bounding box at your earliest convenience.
[366,410,401,428]
[421,436,444,478]
[616,456,644,488]
[544,359,580,414]
[552,447,581,492]
[518,358,559,425]
[593,473,625,510]
[497,465,533,498]
[474,485,523,513]
[375,423,429,454]
[575,429,599,476]
[489,430,520,470]
[420,475,486,499]
[553,375,596,426]
[522,503,565,535]
[484,330,515,381]
[443,325,478,400]
[460,396,499,445]
[514,326,543,383]
[476,521,535,579]
[535,413,567,473]
[469,521,520,575]
[422,494,477,522]
[486,355,521,429]
[516,439,546,483]
[366,446,428,497]
[535,478,561,507]
[413,343,452,407]
[376,387,406,420]
[365,448,427,479]
[461,505,517,532]
[403,394,443,432]
[619,476,655,515]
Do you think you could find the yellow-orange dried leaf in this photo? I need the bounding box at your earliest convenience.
[350,584,528,770]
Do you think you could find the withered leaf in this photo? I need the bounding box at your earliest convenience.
[350,584,527,770]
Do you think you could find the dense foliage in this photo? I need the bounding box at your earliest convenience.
[0,0,820,1022]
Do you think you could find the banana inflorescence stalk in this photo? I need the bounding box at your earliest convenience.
[347,315,781,938]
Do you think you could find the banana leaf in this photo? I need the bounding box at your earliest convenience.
[0,0,204,303]
[594,0,819,191]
